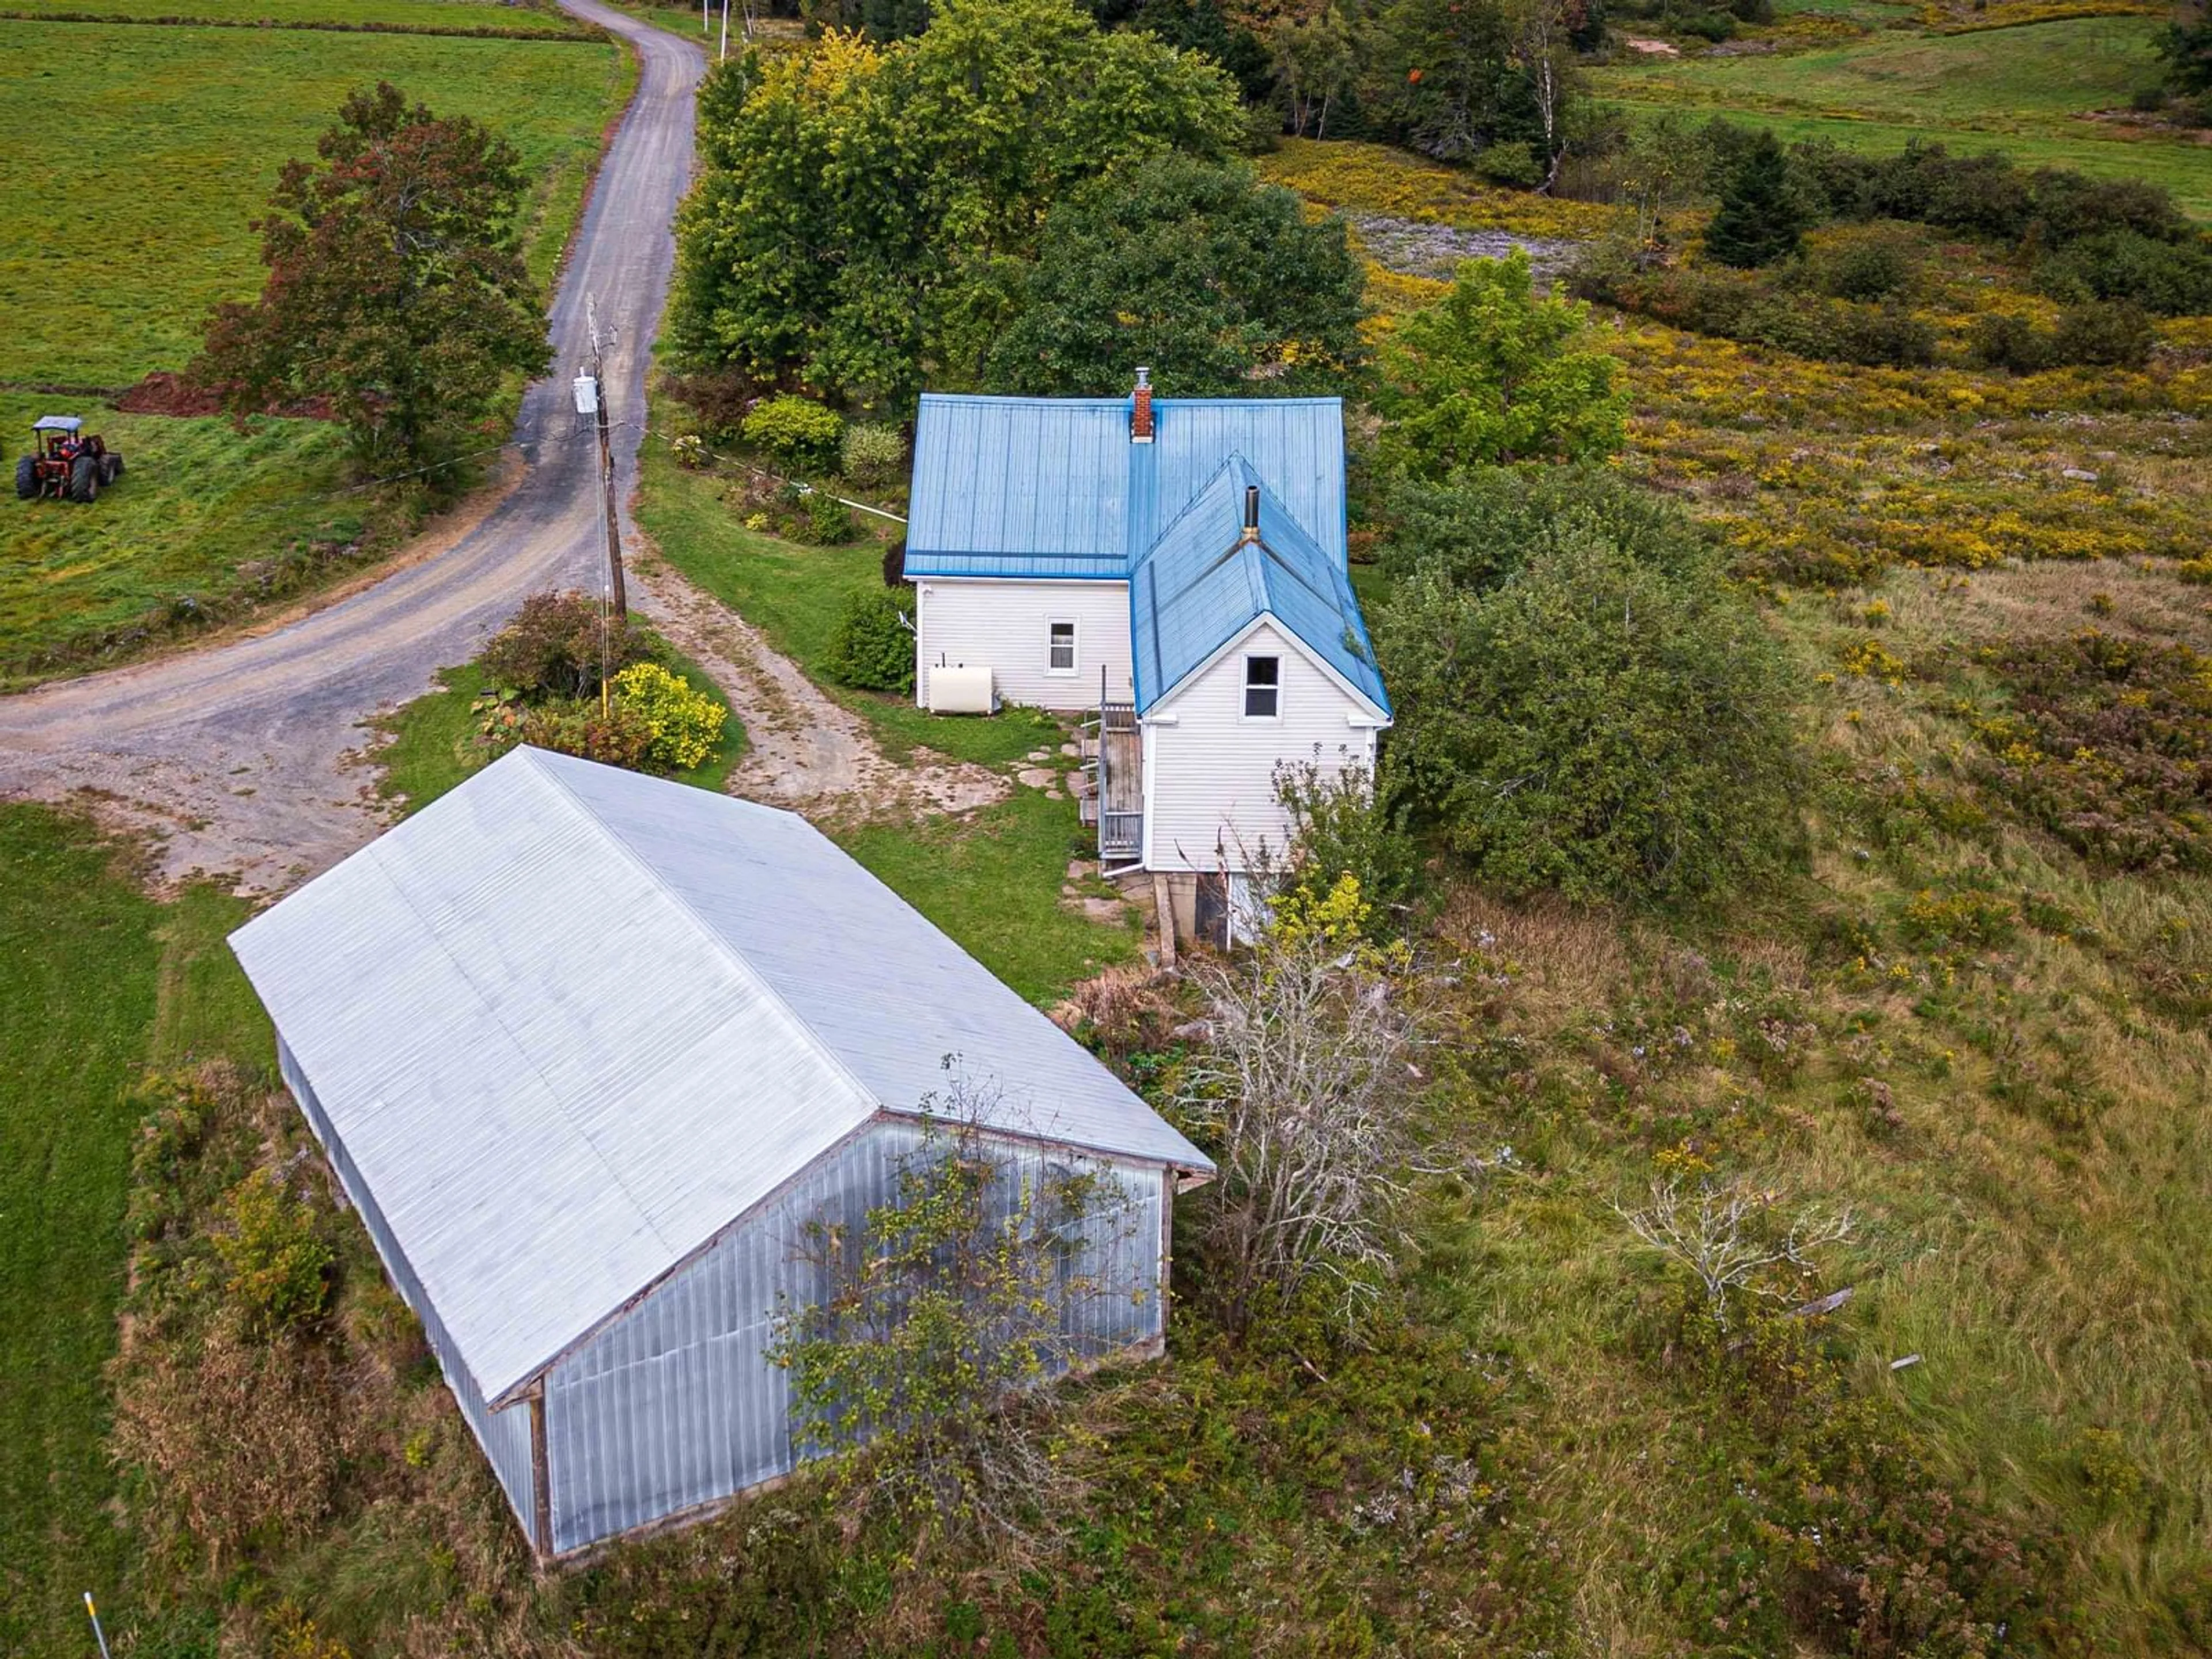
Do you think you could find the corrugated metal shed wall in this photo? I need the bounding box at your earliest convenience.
[543,1117,1165,1555]
[279,1040,537,1536]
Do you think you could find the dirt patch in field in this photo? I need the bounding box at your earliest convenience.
[113,372,336,421]
[1349,213,1584,285]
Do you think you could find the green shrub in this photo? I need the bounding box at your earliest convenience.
[1743,296,1935,367]
[1273,760,1426,935]
[2035,229,2212,316]
[1968,312,2053,373]
[827,586,916,695]
[2051,300,2156,368]
[476,590,651,700]
[840,421,907,487]
[516,698,660,771]
[212,1173,332,1335]
[1680,10,1736,40]
[611,662,726,772]
[796,489,859,546]
[1810,226,1918,301]
[742,395,844,471]
[1377,463,1710,592]
[1377,532,1802,903]
[1376,250,1629,474]
[1475,139,1544,188]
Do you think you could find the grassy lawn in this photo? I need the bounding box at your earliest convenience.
[1592,17,2212,218]
[372,647,747,813]
[0,807,257,1657]
[634,434,1065,769]
[0,24,626,388]
[0,392,374,677]
[835,794,1142,1005]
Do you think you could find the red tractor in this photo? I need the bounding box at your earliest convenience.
[16,415,124,503]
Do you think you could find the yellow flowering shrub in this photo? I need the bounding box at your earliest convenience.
[611,661,727,773]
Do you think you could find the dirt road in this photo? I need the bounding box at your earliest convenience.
[0,0,703,891]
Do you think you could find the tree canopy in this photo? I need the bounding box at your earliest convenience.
[984,154,1368,397]
[1374,250,1628,475]
[1376,531,1803,904]
[191,83,548,477]
[669,0,1243,407]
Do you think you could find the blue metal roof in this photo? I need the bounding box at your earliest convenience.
[1131,458,1389,717]
[905,393,1349,574]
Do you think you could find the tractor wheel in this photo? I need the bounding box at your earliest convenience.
[14,456,35,499]
[100,453,123,487]
[69,455,99,503]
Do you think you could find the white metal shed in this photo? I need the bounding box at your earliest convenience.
[231,746,1211,1557]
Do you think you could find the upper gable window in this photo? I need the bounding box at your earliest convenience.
[1047,619,1077,675]
[1243,654,1280,719]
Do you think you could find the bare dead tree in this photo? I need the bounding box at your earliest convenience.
[772,1069,1144,1566]
[1615,1176,1855,1330]
[1176,876,1449,1334]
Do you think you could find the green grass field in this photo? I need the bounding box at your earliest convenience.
[0,23,626,388]
[0,392,374,676]
[0,16,632,676]
[0,0,591,28]
[0,807,258,1657]
[1592,17,2212,218]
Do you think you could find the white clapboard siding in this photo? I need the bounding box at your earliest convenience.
[915,578,1133,712]
[1141,620,1380,873]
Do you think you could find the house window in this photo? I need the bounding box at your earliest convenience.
[1047,619,1077,675]
[1243,654,1280,719]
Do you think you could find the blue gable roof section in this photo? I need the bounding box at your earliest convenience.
[905,395,1130,579]
[904,394,1350,579]
[1130,456,1389,718]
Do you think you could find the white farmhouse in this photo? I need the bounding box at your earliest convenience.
[906,374,1392,938]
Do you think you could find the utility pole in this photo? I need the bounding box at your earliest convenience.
[574,296,626,623]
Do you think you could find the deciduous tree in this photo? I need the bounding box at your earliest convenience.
[670,0,1242,404]
[985,156,1366,396]
[1374,249,1628,475]
[1376,530,1804,903]
[191,84,548,478]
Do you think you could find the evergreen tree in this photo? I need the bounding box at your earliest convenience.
[1704,128,1808,270]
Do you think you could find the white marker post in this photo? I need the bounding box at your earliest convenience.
[84,1594,112,1659]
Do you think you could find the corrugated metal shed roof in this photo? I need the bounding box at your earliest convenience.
[1131,457,1391,717]
[904,393,1347,577]
[231,748,1211,1404]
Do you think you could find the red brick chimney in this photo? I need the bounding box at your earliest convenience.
[1130,366,1154,445]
